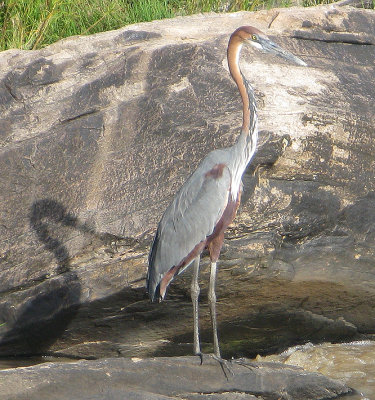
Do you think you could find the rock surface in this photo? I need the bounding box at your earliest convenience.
[0,3,375,361]
[0,356,351,400]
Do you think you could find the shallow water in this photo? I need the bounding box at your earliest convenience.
[257,340,375,399]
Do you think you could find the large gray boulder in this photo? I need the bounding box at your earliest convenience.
[0,356,351,400]
[0,3,374,360]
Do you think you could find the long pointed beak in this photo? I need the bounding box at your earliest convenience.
[260,38,307,66]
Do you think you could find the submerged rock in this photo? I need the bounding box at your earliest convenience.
[0,356,351,400]
[0,4,375,360]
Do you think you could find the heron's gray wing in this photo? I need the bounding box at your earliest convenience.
[147,156,232,300]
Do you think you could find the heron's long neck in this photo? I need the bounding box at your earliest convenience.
[227,38,258,166]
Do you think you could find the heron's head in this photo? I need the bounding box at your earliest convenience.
[233,26,307,67]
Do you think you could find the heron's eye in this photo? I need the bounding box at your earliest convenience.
[251,34,258,41]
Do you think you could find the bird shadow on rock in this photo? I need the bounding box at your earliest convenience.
[0,199,113,357]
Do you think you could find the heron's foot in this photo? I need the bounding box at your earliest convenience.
[231,357,259,371]
[197,352,234,379]
[212,354,235,379]
[195,351,204,365]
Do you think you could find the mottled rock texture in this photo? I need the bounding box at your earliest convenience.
[0,4,374,361]
[0,356,351,400]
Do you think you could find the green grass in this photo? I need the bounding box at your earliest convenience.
[0,0,341,51]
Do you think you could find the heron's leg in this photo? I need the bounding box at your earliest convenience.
[208,261,221,359]
[191,256,201,356]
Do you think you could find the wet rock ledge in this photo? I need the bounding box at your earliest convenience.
[0,356,351,400]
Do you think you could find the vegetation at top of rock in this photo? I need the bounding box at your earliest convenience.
[1,0,338,51]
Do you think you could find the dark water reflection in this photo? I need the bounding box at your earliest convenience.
[0,355,73,370]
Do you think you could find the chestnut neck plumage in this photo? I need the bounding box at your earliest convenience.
[227,31,258,195]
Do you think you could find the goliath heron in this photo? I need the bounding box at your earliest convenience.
[147,26,306,360]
